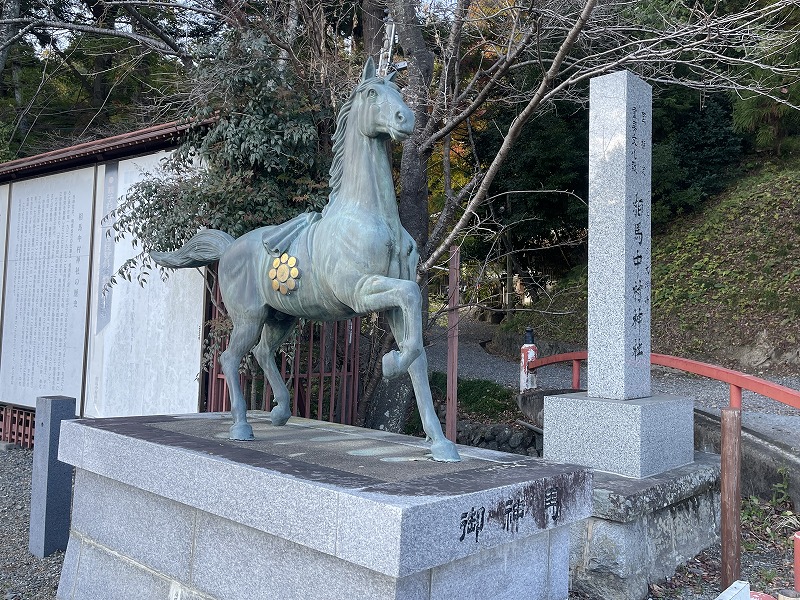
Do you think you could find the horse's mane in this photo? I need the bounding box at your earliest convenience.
[325,76,395,212]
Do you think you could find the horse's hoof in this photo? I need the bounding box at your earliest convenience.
[430,439,461,462]
[229,422,254,441]
[382,350,402,379]
[270,407,291,426]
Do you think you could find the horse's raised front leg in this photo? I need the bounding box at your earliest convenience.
[385,308,460,462]
[348,276,423,378]
[220,315,265,440]
[251,315,297,427]
[345,275,460,461]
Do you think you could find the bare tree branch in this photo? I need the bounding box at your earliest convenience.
[121,5,193,66]
[0,17,180,55]
[422,0,599,273]
[103,1,225,19]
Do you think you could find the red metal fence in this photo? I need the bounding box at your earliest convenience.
[0,403,35,448]
[204,271,361,424]
[205,318,361,425]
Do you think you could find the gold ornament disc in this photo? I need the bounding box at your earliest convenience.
[269,252,301,295]
[277,264,290,282]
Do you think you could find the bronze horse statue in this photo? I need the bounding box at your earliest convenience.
[151,58,460,461]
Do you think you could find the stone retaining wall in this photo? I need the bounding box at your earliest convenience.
[455,421,542,457]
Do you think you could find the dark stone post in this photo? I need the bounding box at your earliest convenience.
[28,395,76,558]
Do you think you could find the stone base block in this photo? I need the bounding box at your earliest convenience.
[57,413,593,600]
[544,392,694,478]
[569,453,721,600]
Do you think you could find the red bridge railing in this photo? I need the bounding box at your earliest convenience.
[528,350,800,591]
[529,351,800,410]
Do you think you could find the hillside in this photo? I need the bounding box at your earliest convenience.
[653,157,800,372]
[501,156,800,374]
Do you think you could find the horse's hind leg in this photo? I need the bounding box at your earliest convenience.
[252,314,297,427]
[386,309,460,462]
[220,314,266,440]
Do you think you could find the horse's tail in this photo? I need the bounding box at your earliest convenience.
[150,229,235,268]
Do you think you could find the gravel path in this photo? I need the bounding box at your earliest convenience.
[0,446,62,600]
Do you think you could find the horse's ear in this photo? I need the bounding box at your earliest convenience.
[386,70,397,83]
[362,57,376,81]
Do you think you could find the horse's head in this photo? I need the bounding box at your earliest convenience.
[353,57,415,141]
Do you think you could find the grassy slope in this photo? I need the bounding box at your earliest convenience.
[652,157,800,367]
[502,156,800,371]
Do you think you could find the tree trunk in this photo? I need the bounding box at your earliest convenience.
[390,0,434,323]
[85,0,118,129]
[0,0,21,76]
[11,58,27,134]
[91,53,113,112]
[398,140,430,258]
[360,0,385,61]
[390,0,433,263]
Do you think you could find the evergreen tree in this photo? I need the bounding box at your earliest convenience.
[109,29,330,283]
[652,91,743,225]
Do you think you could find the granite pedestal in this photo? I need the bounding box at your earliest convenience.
[543,393,716,600]
[543,392,694,478]
[56,413,593,600]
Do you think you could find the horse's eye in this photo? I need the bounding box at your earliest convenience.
[367,89,377,98]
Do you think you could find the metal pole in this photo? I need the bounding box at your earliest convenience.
[377,12,395,76]
[721,407,742,589]
[506,254,512,317]
[446,246,460,442]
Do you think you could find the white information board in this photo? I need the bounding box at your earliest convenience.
[0,184,9,328]
[83,153,205,418]
[0,168,96,409]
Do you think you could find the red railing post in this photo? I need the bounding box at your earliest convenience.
[572,360,581,390]
[729,384,742,410]
[0,405,7,443]
[794,530,800,592]
[351,317,361,424]
[721,407,742,589]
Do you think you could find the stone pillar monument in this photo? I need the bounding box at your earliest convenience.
[541,72,719,599]
[586,70,651,401]
[543,70,693,479]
